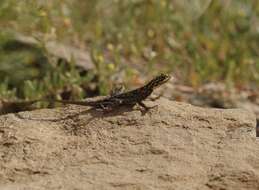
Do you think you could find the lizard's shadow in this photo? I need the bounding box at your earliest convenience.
[77,105,147,122]
[86,105,148,120]
[14,105,145,122]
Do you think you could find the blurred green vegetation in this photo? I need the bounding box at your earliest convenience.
[0,0,258,100]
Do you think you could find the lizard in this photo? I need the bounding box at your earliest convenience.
[47,73,171,111]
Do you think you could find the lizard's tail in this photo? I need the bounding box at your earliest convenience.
[45,99,91,106]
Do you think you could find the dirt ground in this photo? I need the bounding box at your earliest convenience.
[0,98,258,190]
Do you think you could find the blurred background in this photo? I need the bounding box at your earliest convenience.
[0,0,258,120]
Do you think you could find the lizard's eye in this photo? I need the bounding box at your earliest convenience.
[159,74,171,83]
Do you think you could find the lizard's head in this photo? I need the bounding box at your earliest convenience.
[146,73,171,89]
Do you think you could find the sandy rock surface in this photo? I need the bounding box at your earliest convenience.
[0,98,258,190]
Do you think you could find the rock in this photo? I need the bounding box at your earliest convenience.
[0,98,258,190]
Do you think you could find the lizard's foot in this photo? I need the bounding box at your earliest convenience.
[149,94,163,101]
[138,102,158,112]
[96,106,113,113]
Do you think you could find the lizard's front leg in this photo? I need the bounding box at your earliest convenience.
[148,94,163,101]
[138,102,158,111]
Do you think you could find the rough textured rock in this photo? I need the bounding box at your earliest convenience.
[0,98,258,190]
